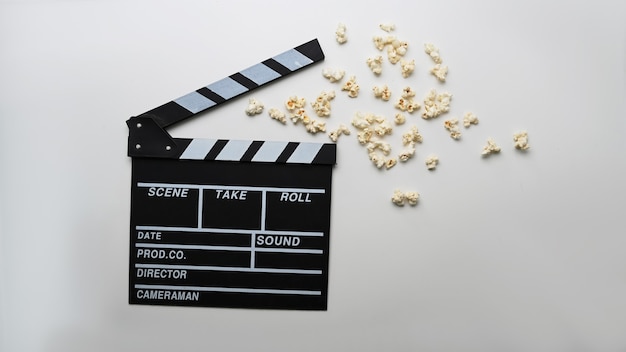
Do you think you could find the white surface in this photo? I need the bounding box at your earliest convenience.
[1,0,625,351]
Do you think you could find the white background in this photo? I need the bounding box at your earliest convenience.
[1,0,625,351]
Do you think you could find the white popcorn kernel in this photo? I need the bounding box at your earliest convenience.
[513,131,530,150]
[268,108,287,124]
[373,36,387,51]
[401,86,416,99]
[398,144,416,162]
[422,89,452,119]
[430,64,448,82]
[335,23,347,44]
[463,112,479,128]
[385,158,398,169]
[367,140,392,155]
[387,46,401,64]
[444,118,461,140]
[425,154,439,170]
[402,126,423,145]
[351,112,372,130]
[369,152,386,169]
[391,189,406,206]
[357,128,374,144]
[311,90,336,117]
[395,97,421,113]
[285,95,306,112]
[341,75,360,98]
[374,120,393,137]
[379,23,396,32]
[392,40,409,56]
[244,98,264,116]
[394,113,406,125]
[404,191,420,206]
[328,124,351,142]
[305,119,326,134]
[322,68,346,83]
[482,138,501,156]
[424,43,442,64]
[366,56,384,75]
[373,85,392,101]
[400,59,416,78]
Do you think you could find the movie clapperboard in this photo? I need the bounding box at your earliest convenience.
[126,39,335,310]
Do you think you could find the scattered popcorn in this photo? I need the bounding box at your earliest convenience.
[374,119,393,136]
[424,43,442,64]
[395,97,420,113]
[268,108,286,124]
[398,145,416,162]
[322,68,346,83]
[285,95,306,112]
[244,98,264,116]
[305,119,326,134]
[379,23,396,32]
[513,131,530,151]
[336,23,347,44]
[391,189,406,206]
[311,90,336,117]
[401,86,416,98]
[366,56,384,75]
[430,64,448,82]
[341,75,360,98]
[482,138,501,156]
[422,89,452,119]
[328,124,351,142]
[402,125,423,145]
[394,113,406,125]
[444,118,461,140]
[400,59,416,78]
[387,46,401,64]
[392,39,409,56]
[405,191,420,205]
[367,140,392,155]
[373,36,389,51]
[357,128,374,144]
[373,35,409,64]
[463,112,479,128]
[351,112,372,130]
[425,154,439,170]
[369,152,386,169]
[373,85,392,101]
[391,190,420,206]
[385,158,398,169]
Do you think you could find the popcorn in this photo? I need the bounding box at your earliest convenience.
[401,86,416,98]
[463,112,479,128]
[311,90,336,117]
[379,23,396,32]
[351,112,372,130]
[374,119,393,136]
[336,23,347,44]
[430,64,448,82]
[394,113,406,125]
[444,118,461,140]
[373,36,388,51]
[268,108,286,124]
[391,190,420,206]
[513,131,530,150]
[422,89,452,119]
[367,140,392,155]
[392,39,409,56]
[398,145,416,162]
[341,75,360,98]
[322,68,346,83]
[425,154,439,170]
[328,124,351,142]
[366,56,384,75]
[373,85,392,101]
[305,119,326,134]
[400,59,416,78]
[424,43,442,64]
[244,98,264,116]
[369,152,386,168]
[285,95,306,112]
[373,35,408,64]
[395,97,420,113]
[387,46,401,64]
[357,129,374,144]
[385,158,398,169]
[482,138,501,156]
[402,126,423,145]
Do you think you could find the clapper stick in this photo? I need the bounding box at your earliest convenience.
[127,39,335,310]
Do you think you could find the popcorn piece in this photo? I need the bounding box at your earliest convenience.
[395,97,421,113]
[322,68,346,83]
[367,140,392,155]
[391,189,406,206]
[394,113,406,125]
[422,89,452,119]
[401,86,416,99]
[513,131,530,150]
[387,46,401,64]
[402,125,423,145]
[268,108,286,124]
[244,98,264,116]
[305,119,326,134]
[351,112,372,130]
[328,124,351,142]
[482,138,501,156]
[336,23,347,44]
[311,90,336,117]
[373,85,391,101]
[366,56,384,75]
[357,128,374,144]
[463,112,479,128]
[424,43,442,64]
[425,154,439,170]
[285,95,306,112]
[373,36,388,51]
[379,23,396,32]
[374,119,393,137]
[404,191,420,206]
[392,39,409,56]
[369,152,386,169]
[341,76,360,98]
[444,118,461,140]
[385,158,398,169]
[398,145,416,162]
[400,59,416,78]
[430,64,448,82]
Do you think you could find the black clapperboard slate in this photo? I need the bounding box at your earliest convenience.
[126,39,335,310]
